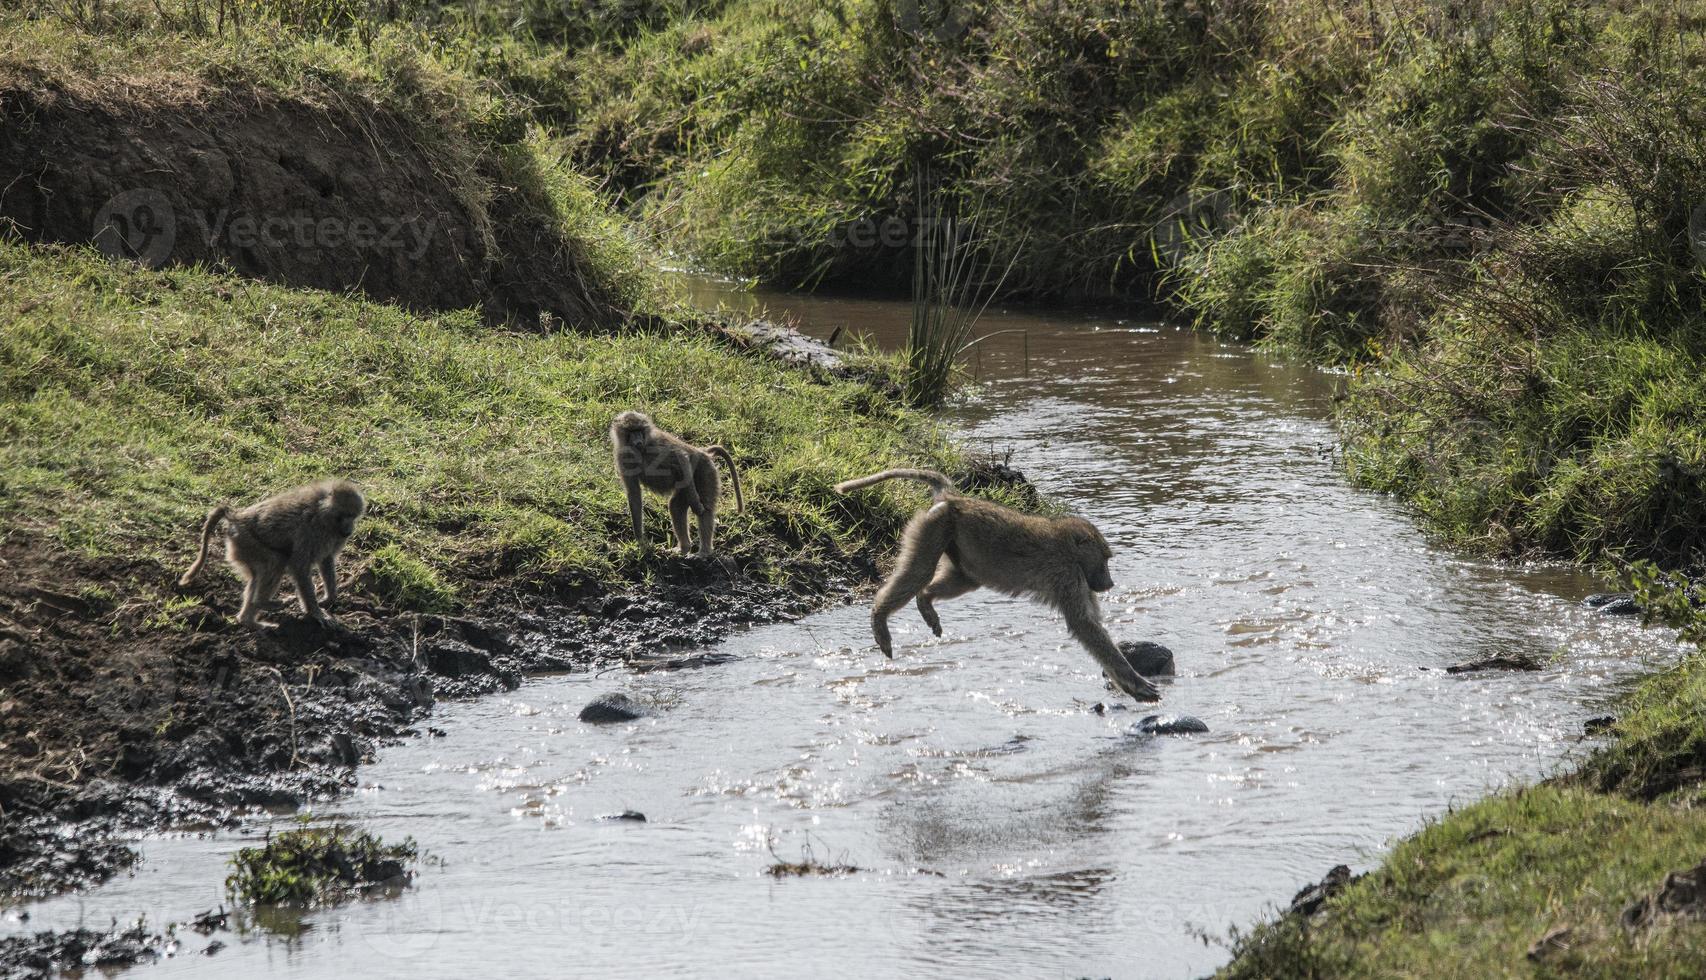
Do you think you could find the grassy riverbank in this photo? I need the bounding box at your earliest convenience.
[0,3,970,911]
[505,0,1706,570]
[7,0,1706,970]
[1221,632,1706,975]
[0,241,948,604]
[455,0,1706,971]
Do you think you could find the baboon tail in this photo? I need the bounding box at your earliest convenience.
[833,469,955,498]
[706,445,744,514]
[178,505,229,586]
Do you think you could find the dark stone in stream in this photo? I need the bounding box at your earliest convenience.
[579,692,648,724]
[1584,715,1617,736]
[601,811,647,823]
[190,908,228,934]
[1134,714,1209,735]
[1445,654,1543,674]
[1118,641,1176,676]
[1289,864,1356,918]
[1583,592,1641,615]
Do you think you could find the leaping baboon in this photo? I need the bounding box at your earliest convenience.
[179,479,367,627]
[610,411,745,556]
[835,468,1160,702]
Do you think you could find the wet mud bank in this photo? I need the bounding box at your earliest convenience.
[0,537,879,904]
[0,444,1029,905]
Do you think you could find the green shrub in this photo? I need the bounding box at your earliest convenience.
[227,824,416,906]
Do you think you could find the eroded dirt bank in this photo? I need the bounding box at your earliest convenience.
[0,67,635,330]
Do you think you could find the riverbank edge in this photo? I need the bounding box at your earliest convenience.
[0,530,886,972]
[0,235,1024,978]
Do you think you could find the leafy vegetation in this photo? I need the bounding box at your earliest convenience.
[35,1,1705,566]
[226,823,416,905]
[450,0,1706,570]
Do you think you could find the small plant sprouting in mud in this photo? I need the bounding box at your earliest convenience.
[763,834,862,878]
[225,821,417,906]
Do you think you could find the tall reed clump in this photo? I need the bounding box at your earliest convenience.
[902,194,1017,407]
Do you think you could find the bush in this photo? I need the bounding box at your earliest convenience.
[226,824,416,906]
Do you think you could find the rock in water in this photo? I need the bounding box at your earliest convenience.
[1134,714,1208,735]
[578,692,647,724]
[1444,654,1543,674]
[1118,641,1175,676]
[1583,592,1641,615]
[1289,864,1355,917]
[601,811,647,823]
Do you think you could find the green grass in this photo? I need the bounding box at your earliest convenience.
[0,242,957,605]
[1220,785,1706,977]
[457,0,1706,568]
[1220,569,1706,975]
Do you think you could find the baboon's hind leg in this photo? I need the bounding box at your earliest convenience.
[871,506,951,657]
[237,564,285,627]
[695,506,717,556]
[669,492,694,555]
[693,462,719,555]
[916,558,980,637]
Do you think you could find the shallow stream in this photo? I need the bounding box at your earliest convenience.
[6,286,1683,977]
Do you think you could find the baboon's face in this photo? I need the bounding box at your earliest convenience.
[329,490,366,538]
[1069,520,1115,593]
[612,412,653,449]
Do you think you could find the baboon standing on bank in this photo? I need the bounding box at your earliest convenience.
[835,469,1160,702]
[179,479,367,627]
[610,411,745,556]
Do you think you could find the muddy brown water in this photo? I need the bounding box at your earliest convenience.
[5,283,1686,977]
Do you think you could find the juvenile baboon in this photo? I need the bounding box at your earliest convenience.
[178,479,368,627]
[610,411,745,556]
[835,468,1160,702]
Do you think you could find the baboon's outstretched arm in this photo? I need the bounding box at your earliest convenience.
[1059,583,1161,702]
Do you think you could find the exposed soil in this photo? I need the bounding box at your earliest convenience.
[0,72,629,329]
[0,534,878,906]
[0,451,1035,914]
